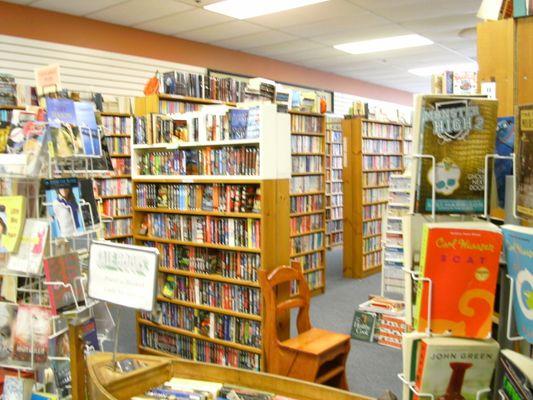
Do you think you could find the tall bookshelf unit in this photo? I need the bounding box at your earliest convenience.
[289,111,327,295]
[132,95,291,372]
[342,117,411,279]
[325,117,343,249]
[96,112,133,243]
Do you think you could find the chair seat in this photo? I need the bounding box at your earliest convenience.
[280,328,350,356]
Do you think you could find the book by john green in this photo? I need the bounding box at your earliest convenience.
[502,225,533,344]
[415,221,502,339]
[350,310,377,342]
[412,337,499,400]
[413,95,498,214]
[0,195,26,253]
[516,105,533,219]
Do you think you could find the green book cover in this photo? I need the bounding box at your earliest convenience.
[350,310,376,342]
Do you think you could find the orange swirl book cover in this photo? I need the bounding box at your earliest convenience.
[414,221,502,338]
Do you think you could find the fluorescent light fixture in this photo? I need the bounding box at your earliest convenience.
[334,34,433,55]
[204,0,329,20]
[408,62,478,77]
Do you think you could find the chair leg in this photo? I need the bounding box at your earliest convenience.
[339,371,349,391]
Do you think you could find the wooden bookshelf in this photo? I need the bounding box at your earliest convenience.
[289,110,327,295]
[325,117,343,249]
[132,97,291,372]
[342,117,412,279]
[96,111,134,244]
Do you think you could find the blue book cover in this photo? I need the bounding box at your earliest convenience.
[45,98,77,127]
[74,102,101,156]
[229,109,248,139]
[43,178,85,239]
[495,117,514,208]
[502,225,533,344]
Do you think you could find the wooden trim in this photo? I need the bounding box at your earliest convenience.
[134,235,261,253]
[159,267,260,288]
[133,207,261,219]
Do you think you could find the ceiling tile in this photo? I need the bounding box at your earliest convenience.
[177,0,220,5]
[213,30,298,50]
[272,46,344,63]
[247,0,366,29]
[86,0,192,26]
[246,39,323,57]
[176,20,267,43]
[136,8,232,35]
[30,0,126,16]
[400,13,478,34]
[313,24,413,46]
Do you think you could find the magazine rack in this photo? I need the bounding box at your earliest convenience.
[398,373,491,400]
[401,268,433,337]
[503,274,525,342]
[407,154,436,221]
[483,153,516,220]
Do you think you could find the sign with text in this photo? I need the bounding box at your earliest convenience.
[34,64,62,93]
[88,241,158,312]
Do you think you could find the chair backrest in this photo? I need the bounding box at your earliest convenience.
[259,262,312,345]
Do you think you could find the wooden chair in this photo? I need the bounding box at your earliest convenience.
[259,264,351,390]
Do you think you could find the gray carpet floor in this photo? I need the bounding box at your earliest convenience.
[110,248,400,398]
[309,248,401,398]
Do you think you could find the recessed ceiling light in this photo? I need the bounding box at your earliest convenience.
[334,34,433,55]
[408,62,478,77]
[204,0,329,20]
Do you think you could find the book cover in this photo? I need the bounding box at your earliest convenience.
[43,178,84,238]
[0,276,17,303]
[3,376,34,400]
[513,0,533,16]
[495,117,514,208]
[80,317,100,355]
[0,303,17,362]
[415,221,502,338]
[48,330,71,397]
[229,109,249,139]
[31,394,59,400]
[350,310,377,342]
[516,105,533,219]
[12,304,51,364]
[413,337,499,400]
[46,98,84,157]
[79,178,100,227]
[413,95,498,214]
[43,252,84,314]
[74,101,101,156]
[499,349,533,400]
[452,72,477,95]
[7,219,48,275]
[502,225,533,344]
[0,196,26,253]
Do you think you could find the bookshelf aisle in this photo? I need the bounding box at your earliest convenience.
[95,111,134,243]
[289,110,327,295]
[342,117,412,279]
[132,94,291,371]
[325,117,343,249]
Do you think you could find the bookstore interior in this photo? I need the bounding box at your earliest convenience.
[0,0,531,399]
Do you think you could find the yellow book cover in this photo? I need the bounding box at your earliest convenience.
[0,195,26,253]
[414,95,498,214]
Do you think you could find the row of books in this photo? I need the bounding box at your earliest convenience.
[111,157,131,175]
[363,220,382,236]
[135,183,260,213]
[141,304,261,348]
[362,140,402,153]
[329,157,342,169]
[326,182,342,194]
[363,236,381,253]
[363,203,387,220]
[101,197,131,217]
[160,72,247,103]
[158,100,201,114]
[363,251,381,270]
[363,188,389,203]
[330,193,342,207]
[328,207,342,221]
[364,171,396,186]
[290,193,323,213]
[363,155,402,169]
[140,326,260,371]
[291,232,324,254]
[290,214,323,232]
[291,115,322,133]
[292,252,323,272]
[104,218,131,237]
[101,115,132,134]
[104,136,131,155]
[96,177,131,196]
[328,219,342,233]
[143,241,260,282]
[142,214,261,249]
[160,275,261,315]
[290,176,322,193]
[291,155,323,173]
[291,135,323,153]
[306,270,324,290]
[137,146,260,176]
[362,122,402,139]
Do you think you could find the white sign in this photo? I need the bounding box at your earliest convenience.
[88,241,158,312]
[34,64,62,93]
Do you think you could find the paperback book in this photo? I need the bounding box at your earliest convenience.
[46,98,83,158]
[43,252,84,314]
[495,117,514,208]
[80,317,100,355]
[6,218,48,275]
[502,225,533,344]
[350,310,377,342]
[3,375,34,400]
[516,104,533,219]
[12,304,51,364]
[49,331,70,397]
[0,196,26,253]
[414,221,502,338]
[412,95,498,214]
[74,101,102,156]
[79,178,100,227]
[43,178,85,238]
[0,303,17,362]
